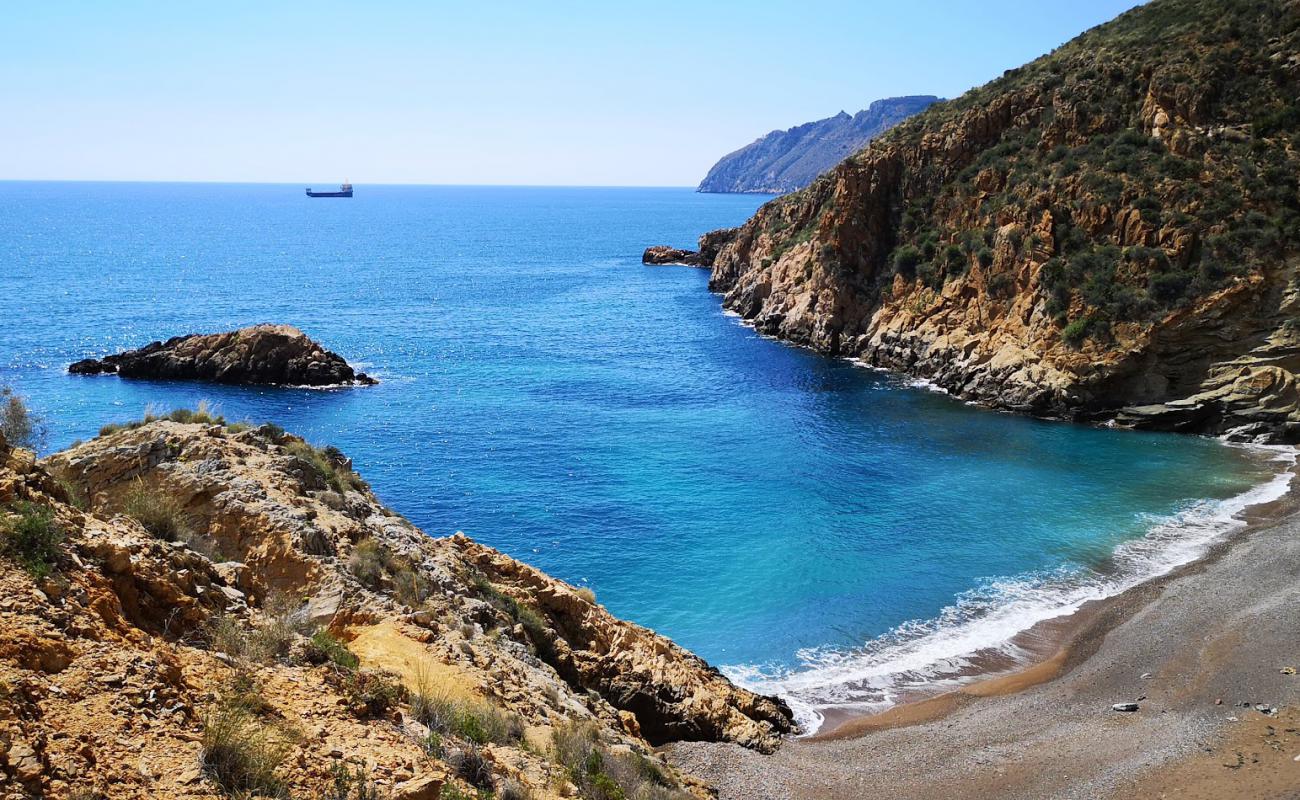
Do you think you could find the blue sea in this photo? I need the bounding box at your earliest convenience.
[1,182,1290,731]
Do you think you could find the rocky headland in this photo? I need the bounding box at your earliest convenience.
[69,324,377,387]
[0,415,790,798]
[675,0,1300,443]
[697,96,942,195]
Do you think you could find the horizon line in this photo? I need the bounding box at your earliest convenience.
[0,178,724,190]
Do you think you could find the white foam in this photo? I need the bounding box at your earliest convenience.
[725,444,1297,736]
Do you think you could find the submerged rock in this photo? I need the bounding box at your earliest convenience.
[69,324,376,386]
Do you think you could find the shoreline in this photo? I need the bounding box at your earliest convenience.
[667,455,1300,799]
[752,437,1298,739]
[810,453,1300,741]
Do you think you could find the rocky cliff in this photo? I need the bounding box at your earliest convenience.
[0,417,790,799]
[697,96,942,194]
[70,324,377,387]
[702,0,1300,442]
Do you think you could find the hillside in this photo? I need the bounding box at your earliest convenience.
[696,96,941,194]
[0,415,790,798]
[698,0,1300,441]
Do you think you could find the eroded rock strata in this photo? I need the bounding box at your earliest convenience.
[692,0,1300,442]
[0,421,790,798]
[69,324,377,386]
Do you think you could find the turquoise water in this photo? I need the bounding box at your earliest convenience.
[0,182,1286,730]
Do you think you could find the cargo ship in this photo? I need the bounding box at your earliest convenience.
[306,181,353,198]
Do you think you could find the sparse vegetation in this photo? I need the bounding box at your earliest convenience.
[200,704,289,798]
[305,629,360,670]
[552,721,689,800]
[123,480,193,542]
[0,387,45,451]
[448,744,494,790]
[338,669,406,719]
[98,401,231,437]
[347,537,426,607]
[284,439,366,494]
[472,574,553,656]
[0,501,63,579]
[50,468,88,510]
[411,667,523,747]
[328,760,386,800]
[207,595,305,666]
[575,586,596,605]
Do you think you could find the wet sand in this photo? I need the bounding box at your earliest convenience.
[666,481,1300,799]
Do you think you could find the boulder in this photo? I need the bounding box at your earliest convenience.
[69,324,376,386]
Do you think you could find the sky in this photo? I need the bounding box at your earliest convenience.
[2,1,1145,186]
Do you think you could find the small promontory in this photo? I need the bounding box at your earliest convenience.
[0,412,792,797]
[69,324,376,386]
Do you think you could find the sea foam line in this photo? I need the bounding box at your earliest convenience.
[725,444,1298,735]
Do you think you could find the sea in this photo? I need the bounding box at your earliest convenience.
[1,181,1290,732]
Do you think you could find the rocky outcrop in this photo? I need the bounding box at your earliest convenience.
[644,246,706,266]
[69,324,376,386]
[453,537,792,751]
[643,229,738,269]
[697,96,942,194]
[696,0,1300,443]
[0,417,790,798]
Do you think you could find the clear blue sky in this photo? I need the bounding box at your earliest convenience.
[2,1,1144,186]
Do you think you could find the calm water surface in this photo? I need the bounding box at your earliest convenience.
[0,182,1283,729]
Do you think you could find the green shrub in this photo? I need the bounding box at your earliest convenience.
[284,440,365,495]
[165,400,225,426]
[1,502,62,579]
[123,481,192,542]
[200,705,289,798]
[552,721,689,800]
[472,575,554,654]
[1061,317,1093,347]
[348,538,391,589]
[891,245,921,277]
[0,387,45,451]
[306,629,359,670]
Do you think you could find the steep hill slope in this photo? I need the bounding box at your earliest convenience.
[701,0,1300,441]
[697,96,941,194]
[0,417,790,799]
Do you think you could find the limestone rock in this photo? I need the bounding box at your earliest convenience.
[4,419,787,797]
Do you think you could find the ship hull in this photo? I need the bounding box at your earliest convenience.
[305,190,353,198]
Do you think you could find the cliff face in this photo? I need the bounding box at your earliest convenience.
[0,420,789,799]
[697,96,942,194]
[706,0,1300,441]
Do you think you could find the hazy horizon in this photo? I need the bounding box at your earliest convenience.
[5,1,1144,186]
